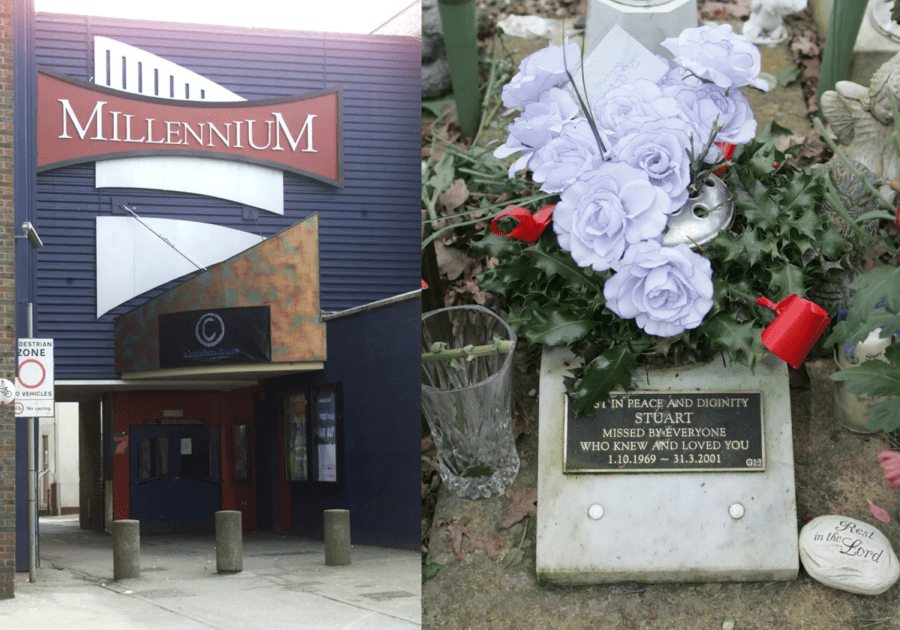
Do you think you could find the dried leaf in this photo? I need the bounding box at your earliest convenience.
[438,178,469,213]
[498,486,537,529]
[700,0,751,20]
[439,516,504,561]
[870,501,891,523]
[435,240,478,281]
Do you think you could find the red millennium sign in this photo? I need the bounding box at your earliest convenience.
[37,69,342,187]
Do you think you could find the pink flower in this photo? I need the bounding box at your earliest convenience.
[878,450,900,488]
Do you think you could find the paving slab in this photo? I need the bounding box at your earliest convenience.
[3,516,421,630]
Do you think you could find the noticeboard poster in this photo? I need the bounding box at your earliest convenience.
[314,385,338,482]
[286,393,309,481]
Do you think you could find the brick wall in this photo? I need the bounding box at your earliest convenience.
[0,0,16,601]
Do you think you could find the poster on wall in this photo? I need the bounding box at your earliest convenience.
[314,385,338,482]
[286,393,308,481]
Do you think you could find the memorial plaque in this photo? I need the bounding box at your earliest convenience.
[564,392,765,473]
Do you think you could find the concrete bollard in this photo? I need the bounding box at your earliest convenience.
[216,510,243,573]
[324,509,351,566]
[113,519,140,580]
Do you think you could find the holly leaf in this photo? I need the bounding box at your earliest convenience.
[576,346,639,416]
[867,398,900,432]
[737,187,781,229]
[704,315,765,367]
[816,225,848,260]
[497,485,537,529]
[470,231,526,259]
[780,172,823,222]
[525,241,602,293]
[509,306,595,346]
[830,360,900,397]
[756,120,795,143]
[768,262,806,300]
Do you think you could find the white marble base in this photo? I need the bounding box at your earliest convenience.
[536,348,799,584]
[584,0,698,59]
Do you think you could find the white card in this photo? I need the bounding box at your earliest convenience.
[572,24,669,106]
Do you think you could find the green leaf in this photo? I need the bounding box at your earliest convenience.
[469,231,526,259]
[427,153,455,194]
[525,241,602,293]
[756,121,795,143]
[866,398,900,432]
[830,359,900,397]
[575,346,639,416]
[817,225,848,259]
[776,65,802,87]
[849,266,900,315]
[768,262,806,300]
[509,306,595,346]
[422,96,456,118]
[422,562,445,582]
[704,315,765,367]
[737,188,780,230]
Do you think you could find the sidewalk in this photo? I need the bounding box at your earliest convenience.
[2,515,421,630]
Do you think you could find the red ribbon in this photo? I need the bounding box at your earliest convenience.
[756,294,831,369]
[712,142,737,176]
[895,206,900,230]
[490,204,555,244]
[421,279,428,289]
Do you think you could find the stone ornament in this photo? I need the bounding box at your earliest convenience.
[742,0,807,46]
[820,51,900,182]
[799,515,900,595]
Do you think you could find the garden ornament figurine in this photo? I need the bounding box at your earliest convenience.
[820,51,900,183]
[742,0,807,45]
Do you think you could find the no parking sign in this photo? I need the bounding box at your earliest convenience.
[16,338,54,417]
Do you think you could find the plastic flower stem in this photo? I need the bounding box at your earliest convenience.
[422,339,514,362]
[471,44,504,150]
[561,53,606,155]
[813,117,898,219]
[421,192,554,224]
[421,195,555,249]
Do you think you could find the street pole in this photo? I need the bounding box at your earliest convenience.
[27,302,36,583]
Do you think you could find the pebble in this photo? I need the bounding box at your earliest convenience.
[799,515,900,595]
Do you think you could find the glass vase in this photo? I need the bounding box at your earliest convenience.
[421,305,520,500]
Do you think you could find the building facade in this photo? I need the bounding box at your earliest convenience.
[9,7,420,582]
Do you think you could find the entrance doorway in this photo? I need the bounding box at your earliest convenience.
[130,424,220,528]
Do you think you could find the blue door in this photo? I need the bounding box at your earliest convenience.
[130,424,220,526]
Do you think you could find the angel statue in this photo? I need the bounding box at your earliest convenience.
[742,0,807,45]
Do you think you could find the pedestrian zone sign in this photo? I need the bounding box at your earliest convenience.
[16,338,54,418]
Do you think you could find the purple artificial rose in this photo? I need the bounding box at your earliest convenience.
[553,162,672,272]
[611,118,693,211]
[661,24,768,92]
[592,79,685,146]
[501,40,582,109]
[664,81,756,149]
[494,88,580,177]
[603,241,714,337]
[531,119,604,193]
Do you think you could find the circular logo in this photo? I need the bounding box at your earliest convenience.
[195,313,225,348]
[14,401,23,415]
[18,359,46,389]
[0,378,15,404]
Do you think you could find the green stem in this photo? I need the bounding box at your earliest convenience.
[422,340,514,362]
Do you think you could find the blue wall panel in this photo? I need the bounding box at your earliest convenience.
[34,13,421,380]
[283,296,421,550]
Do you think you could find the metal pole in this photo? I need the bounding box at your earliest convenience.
[27,302,36,583]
